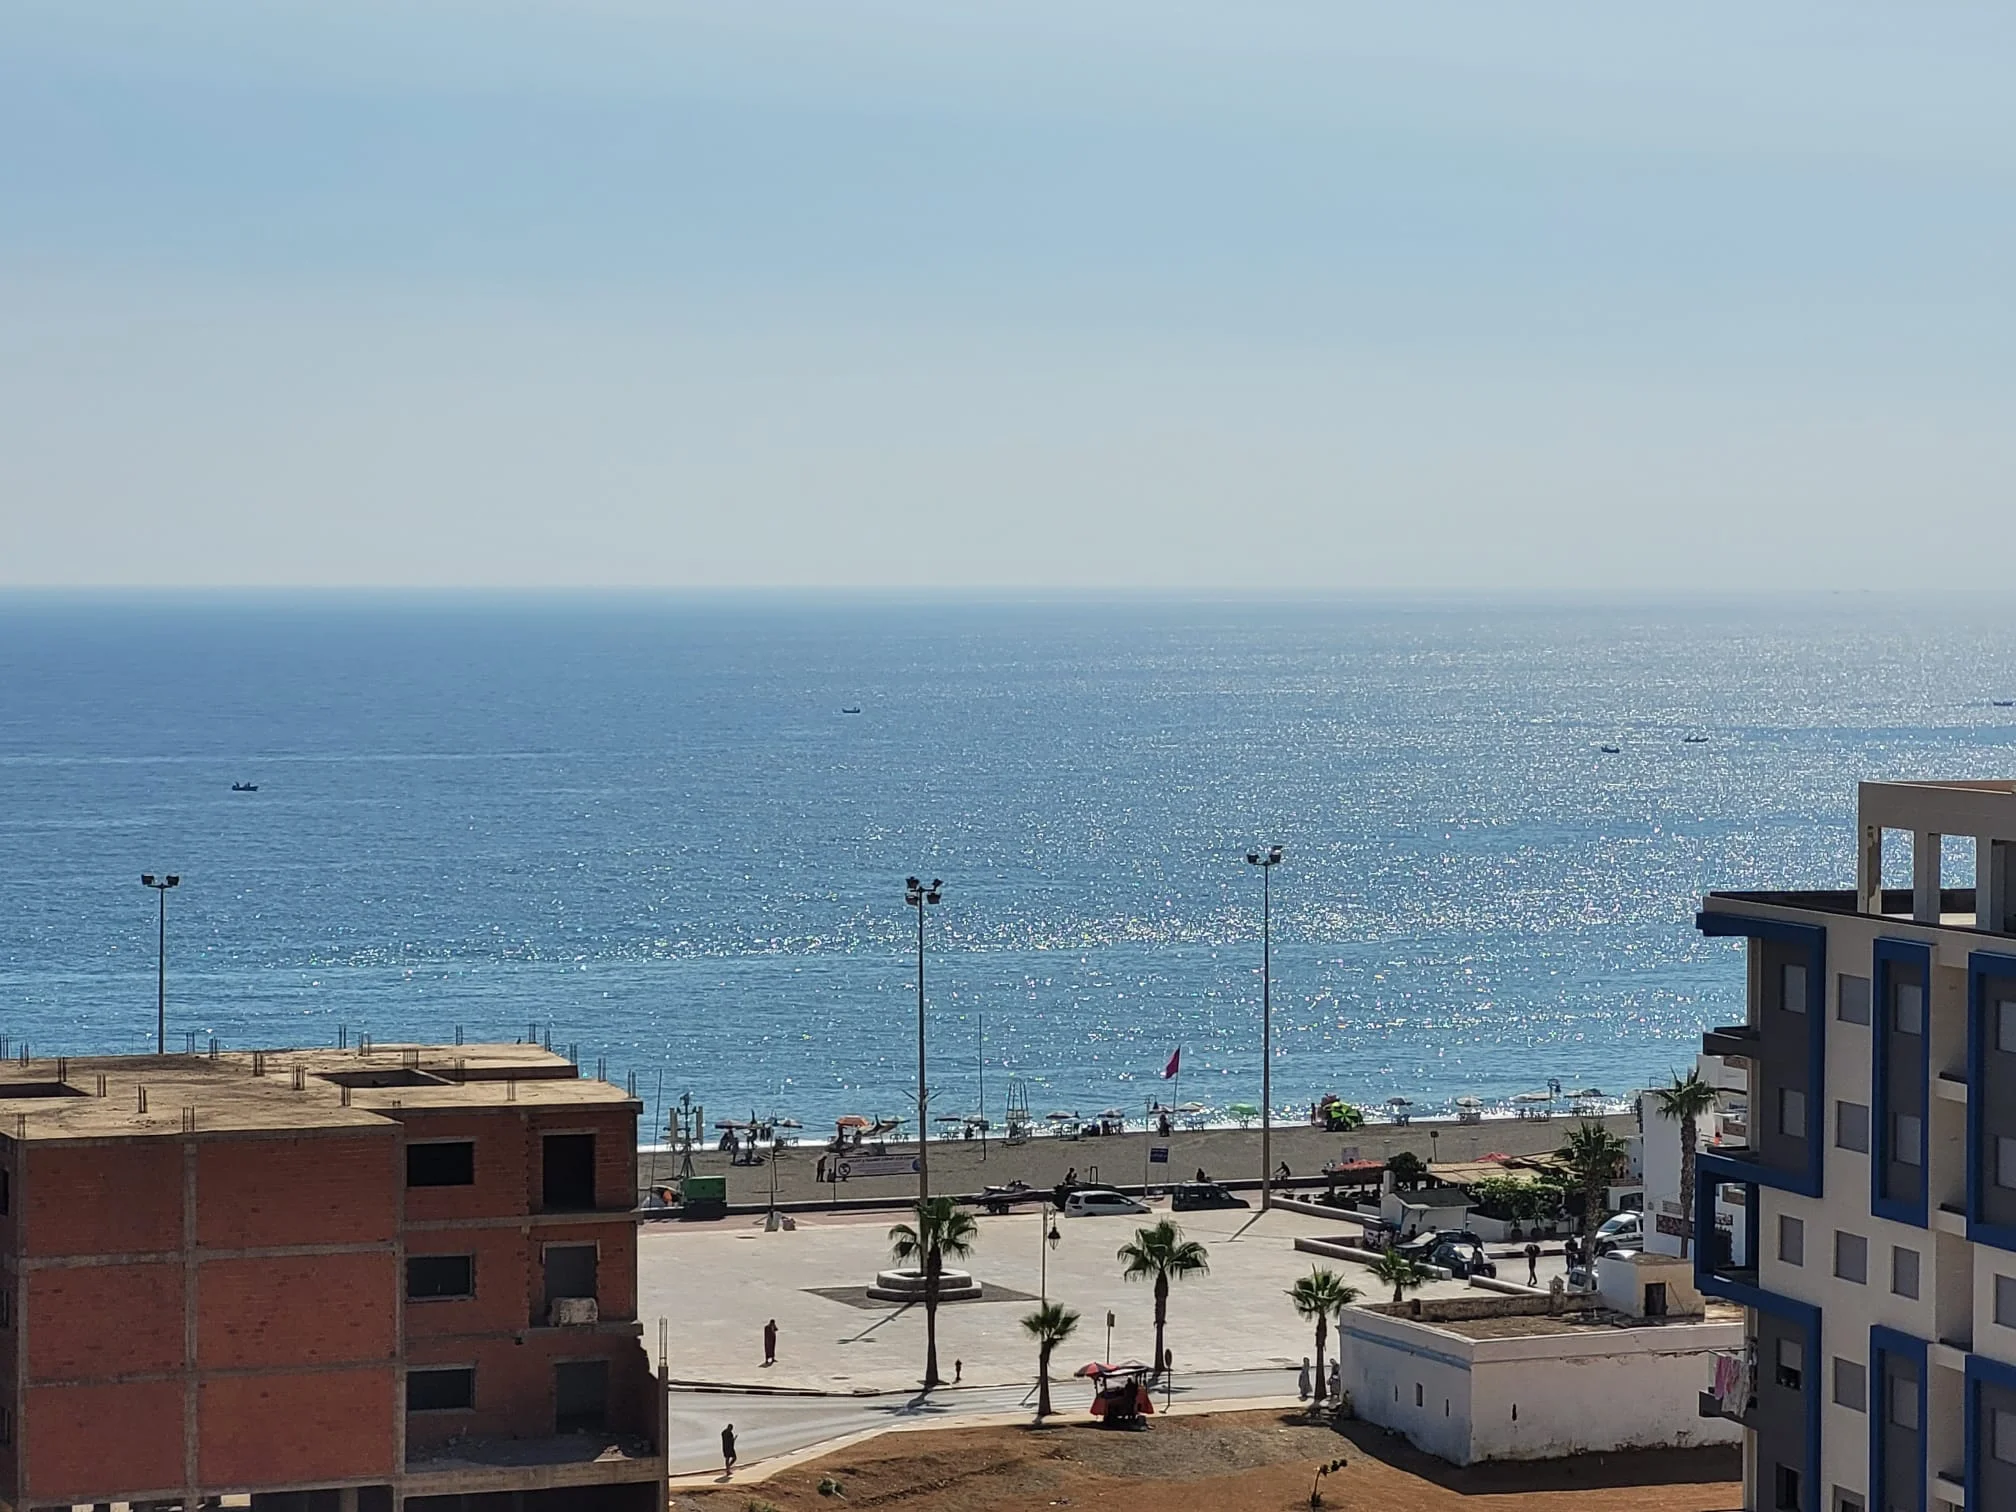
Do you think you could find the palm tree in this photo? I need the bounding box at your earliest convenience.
[1022,1301,1081,1419]
[1654,1071,1719,1258]
[1559,1120,1631,1240]
[1117,1218,1210,1377]
[889,1196,979,1390]
[1367,1249,1427,1306]
[1287,1268,1361,1408]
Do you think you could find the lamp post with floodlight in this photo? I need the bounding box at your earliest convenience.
[904,876,944,1204]
[1246,845,1283,1210]
[141,873,180,1054]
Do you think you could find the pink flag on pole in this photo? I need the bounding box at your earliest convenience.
[1163,1047,1181,1079]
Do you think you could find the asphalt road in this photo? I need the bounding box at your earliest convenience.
[668,1365,1301,1477]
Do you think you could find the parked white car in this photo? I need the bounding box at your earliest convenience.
[1064,1189,1150,1218]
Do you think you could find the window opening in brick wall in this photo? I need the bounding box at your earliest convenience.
[407,1140,474,1188]
[407,1366,475,1412]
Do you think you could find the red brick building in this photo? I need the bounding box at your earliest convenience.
[0,1044,665,1511]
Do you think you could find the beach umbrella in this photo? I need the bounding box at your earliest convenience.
[835,1115,871,1129]
[1454,1096,1484,1109]
[1099,1108,1127,1120]
[1570,1087,1604,1099]
[1512,1091,1552,1104]
[1176,1101,1208,1114]
[775,1118,803,1129]
[1047,1110,1078,1121]
[1386,1097,1414,1108]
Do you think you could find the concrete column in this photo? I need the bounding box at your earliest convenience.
[1914,830,1943,924]
[1859,824,1884,915]
[1982,839,2015,936]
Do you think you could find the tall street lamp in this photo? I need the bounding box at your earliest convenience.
[904,876,944,1205]
[140,873,180,1054]
[1246,845,1283,1211]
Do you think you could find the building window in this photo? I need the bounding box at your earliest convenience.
[0,1167,9,1214]
[1999,999,2016,1054]
[1835,1101,1869,1153]
[1890,1246,1920,1300]
[541,1133,597,1211]
[1774,1464,1802,1511]
[1894,983,1923,1035]
[1779,1215,1805,1266]
[1997,1274,2016,1327]
[1784,964,1809,1013]
[555,1359,610,1433]
[1776,1337,1804,1391]
[407,1141,475,1188]
[0,1289,12,1328]
[1834,1231,1867,1284]
[1838,975,1872,1025]
[1998,1138,2016,1191]
[1780,1087,1807,1139]
[407,1366,475,1412]
[1415,1382,1423,1406]
[1995,1408,2016,1466]
[1831,1357,1866,1411]
[1888,1373,1918,1431]
[1832,1490,1865,1512]
[1894,1114,1923,1167]
[406,1254,475,1301]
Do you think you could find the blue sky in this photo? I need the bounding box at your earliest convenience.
[4,2,2014,588]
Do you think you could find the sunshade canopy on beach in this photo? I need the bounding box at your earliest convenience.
[835,1115,871,1129]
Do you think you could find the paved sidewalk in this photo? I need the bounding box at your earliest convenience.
[642,1201,1576,1397]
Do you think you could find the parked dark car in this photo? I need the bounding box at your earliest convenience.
[1428,1238,1497,1279]
[1396,1227,1486,1260]
[1171,1181,1250,1212]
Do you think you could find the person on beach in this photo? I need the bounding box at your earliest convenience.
[1195,1167,1209,1183]
[1298,1358,1312,1400]
[1328,1359,1341,1402]
[722,1423,737,1475]
[763,1318,777,1367]
[1524,1241,1541,1287]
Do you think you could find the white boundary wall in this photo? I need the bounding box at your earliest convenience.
[1338,1305,1745,1465]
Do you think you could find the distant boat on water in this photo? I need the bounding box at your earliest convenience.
[841,706,862,715]
[1599,745,1621,754]
[1682,734,1710,743]
[1994,700,2015,708]
[230,782,258,792]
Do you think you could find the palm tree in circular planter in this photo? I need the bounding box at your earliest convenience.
[889,1196,979,1390]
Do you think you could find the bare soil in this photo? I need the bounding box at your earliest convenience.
[674,1408,1742,1512]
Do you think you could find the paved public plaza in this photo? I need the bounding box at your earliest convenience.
[641,1199,1575,1395]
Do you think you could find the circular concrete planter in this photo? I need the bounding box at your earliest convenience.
[866,1267,984,1302]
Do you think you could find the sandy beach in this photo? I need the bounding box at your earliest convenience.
[639,1110,1631,1207]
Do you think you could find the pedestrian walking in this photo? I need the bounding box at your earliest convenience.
[1297,1357,1312,1400]
[953,1359,963,1384]
[1328,1359,1341,1402]
[763,1318,778,1367]
[1524,1240,1541,1287]
[721,1423,737,1475]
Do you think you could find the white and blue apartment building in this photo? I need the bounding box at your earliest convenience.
[1694,780,2016,1512]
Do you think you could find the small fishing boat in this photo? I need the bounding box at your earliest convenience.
[1599,745,1621,754]
[1995,700,2015,708]
[230,781,258,792]
[841,706,863,715]
[1682,735,1709,743]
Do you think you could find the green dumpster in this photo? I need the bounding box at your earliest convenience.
[680,1174,728,1222]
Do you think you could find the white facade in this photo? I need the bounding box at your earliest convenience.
[1694,779,2016,1512]
[1336,1299,1743,1465]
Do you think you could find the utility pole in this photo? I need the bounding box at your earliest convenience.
[904,876,944,1205]
[1246,846,1283,1210]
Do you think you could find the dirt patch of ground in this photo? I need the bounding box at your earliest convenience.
[673,1408,1742,1512]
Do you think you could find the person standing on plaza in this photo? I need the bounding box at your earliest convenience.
[722,1423,737,1475]
[1524,1240,1541,1287]
[763,1318,778,1367]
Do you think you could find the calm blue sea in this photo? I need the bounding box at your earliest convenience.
[3,593,2014,1138]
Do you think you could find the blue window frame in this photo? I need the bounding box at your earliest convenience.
[1968,950,2016,1251]
[1871,1326,1928,1512]
[1873,939,1932,1228]
[1966,1350,2016,1506]
[1696,911,1827,1198]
